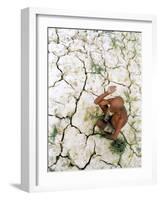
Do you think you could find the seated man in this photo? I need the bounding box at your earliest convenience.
[94,86,128,140]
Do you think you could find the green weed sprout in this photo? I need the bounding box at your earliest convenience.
[110,138,126,154]
[49,126,58,143]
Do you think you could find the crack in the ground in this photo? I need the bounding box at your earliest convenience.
[48,124,70,171]
[68,141,97,170]
[48,29,141,170]
[49,55,76,91]
[65,55,88,135]
[120,131,141,157]
[101,159,121,168]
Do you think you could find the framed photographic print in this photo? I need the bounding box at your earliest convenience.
[21,7,157,192]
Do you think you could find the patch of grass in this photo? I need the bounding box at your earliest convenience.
[92,113,104,120]
[110,37,120,49]
[91,64,104,74]
[110,138,126,154]
[49,126,58,143]
[124,91,130,102]
[84,106,104,121]
[124,90,140,103]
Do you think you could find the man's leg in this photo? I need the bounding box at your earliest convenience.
[96,119,107,130]
[96,118,114,136]
[104,122,114,134]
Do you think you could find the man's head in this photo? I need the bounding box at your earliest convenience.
[108,96,124,110]
[99,99,109,106]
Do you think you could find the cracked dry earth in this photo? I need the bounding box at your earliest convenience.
[48,28,142,172]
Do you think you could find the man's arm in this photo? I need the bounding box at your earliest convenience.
[94,86,116,105]
[94,91,110,105]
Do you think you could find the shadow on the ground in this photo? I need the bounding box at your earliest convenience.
[10,183,24,192]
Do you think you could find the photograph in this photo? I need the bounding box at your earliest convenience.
[47,27,142,171]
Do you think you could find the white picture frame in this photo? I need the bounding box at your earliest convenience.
[21,7,157,192]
